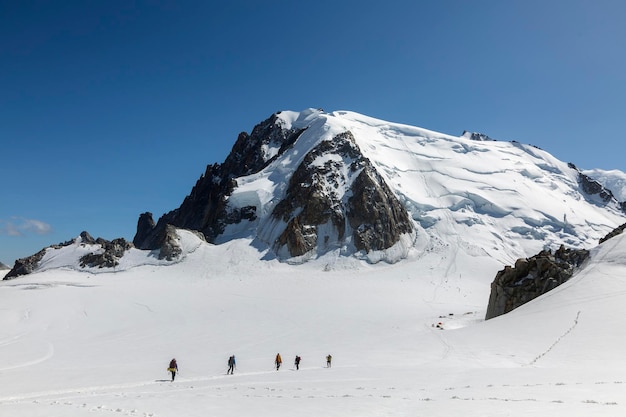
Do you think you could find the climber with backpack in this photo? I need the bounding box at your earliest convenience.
[275,353,282,370]
[167,358,178,381]
[227,355,236,375]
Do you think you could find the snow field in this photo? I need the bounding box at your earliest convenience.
[2,230,626,415]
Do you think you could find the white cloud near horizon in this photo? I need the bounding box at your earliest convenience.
[0,217,52,236]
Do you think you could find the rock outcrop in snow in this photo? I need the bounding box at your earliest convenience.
[134,217,199,260]
[267,131,413,259]
[599,222,626,244]
[4,232,134,279]
[4,248,47,279]
[486,219,626,319]
[485,245,590,320]
[570,163,623,207]
[461,130,496,142]
[78,234,134,269]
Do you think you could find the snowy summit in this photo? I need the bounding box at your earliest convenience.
[130,108,624,267]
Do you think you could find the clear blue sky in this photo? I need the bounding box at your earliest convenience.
[2,0,625,265]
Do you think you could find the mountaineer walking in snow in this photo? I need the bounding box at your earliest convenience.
[294,355,301,370]
[168,358,178,381]
[275,353,282,370]
[227,355,236,375]
[326,354,332,368]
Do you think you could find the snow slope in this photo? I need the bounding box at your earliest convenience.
[2,229,626,416]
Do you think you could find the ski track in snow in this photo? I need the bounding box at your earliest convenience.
[2,373,624,416]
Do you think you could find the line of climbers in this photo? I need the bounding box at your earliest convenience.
[167,354,333,381]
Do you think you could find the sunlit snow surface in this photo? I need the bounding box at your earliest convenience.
[2,229,626,416]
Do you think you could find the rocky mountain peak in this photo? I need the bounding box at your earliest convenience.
[132,112,307,251]
[461,130,496,141]
[221,112,305,177]
[4,232,133,279]
[128,110,624,265]
[133,113,415,263]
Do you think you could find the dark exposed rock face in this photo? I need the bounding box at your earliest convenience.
[4,231,134,279]
[568,163,623,211]
[4,249,47,279]
[78,231,97,245]
[269,131,412,258]
[156,225,185,261]
[135,219,203,261]
[79,237,133,269]
[133,113,306,250]
[599,222,626,244]
[485,245,590,320]
[579,172,614,203]
[348,165,413,252]
[462,131,495,142]
[134,212,156,248]
[271,131,359,257]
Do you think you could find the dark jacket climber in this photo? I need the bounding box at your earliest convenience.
[168,358,178,381]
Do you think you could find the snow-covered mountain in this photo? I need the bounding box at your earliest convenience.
[133,108,625,267]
